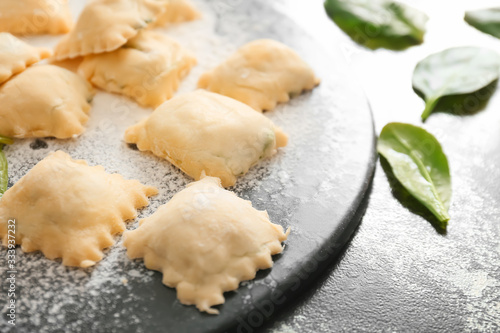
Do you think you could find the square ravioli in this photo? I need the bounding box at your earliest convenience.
[0,0,72,35]
[198,39,320,112]
[0,65,94,139]
[79,30,196,108]
[0,151,158,268]
[0,33,51,84]
[124,176,289,314]
[125,90,288,187]
[154,0,201,26]
[54,0,163,60]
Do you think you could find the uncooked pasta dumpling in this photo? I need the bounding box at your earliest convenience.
[79,30,197,108]
[124,176,289,314]
[125,90,288,187]
[0,33,51,84]
[0,65,94,139]
[0,0,72,35]
[154,0,200,26]
[0,151,158,268]
[198,39,320,112]
[53,0,163,60]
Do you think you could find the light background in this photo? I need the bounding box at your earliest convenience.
[265,1,500,332]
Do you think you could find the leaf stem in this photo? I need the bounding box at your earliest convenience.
[421,97,439,121]
[434,205,450,224]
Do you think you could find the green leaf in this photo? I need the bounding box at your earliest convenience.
[413,47,500,121]
[416,80,498,118]
[465,7,500,39]
[324,0,428,50]
[0,135,13,145]
[377,123,451,227]
[0,147,8,198]
[0,136,13,198]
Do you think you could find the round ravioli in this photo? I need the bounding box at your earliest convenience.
[0,151,158,268]
[198,39,320,112]
[125,90,288,187]
[0,65,94,139]
[124,176,289,314]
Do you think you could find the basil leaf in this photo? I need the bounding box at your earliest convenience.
[413,47,500,121]
[0,146,8,198]
[420,81,498,117]
[0,136,13,145]
[0,136,13,198]
[377,123,451,226]
[465,7,500,39]
[324,0,428,50]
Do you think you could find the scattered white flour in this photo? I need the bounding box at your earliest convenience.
[0,0,374,331]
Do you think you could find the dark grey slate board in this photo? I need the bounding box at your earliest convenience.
[0,1,376,332]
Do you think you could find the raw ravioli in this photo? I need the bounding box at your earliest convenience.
[79,30,196,108]
[198,39,320,111]
[53,0,163,60]
[0,65,94,138]
[0,0,72,35]
[0,32,51,84]
[0,151,158,268]
[154,0,200,26]
[125,90,288,187]
[124,176,289,314]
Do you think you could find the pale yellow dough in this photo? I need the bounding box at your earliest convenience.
[0,0,72,35]
[79,30,197,108]
[53,0,163,60]
[125,90,288,187]
[0,151,158,268]
[0,65,94,138]
[124,176,289,314]
[154,0,200,26]
[0,33,51,84]
[198,39,320,112]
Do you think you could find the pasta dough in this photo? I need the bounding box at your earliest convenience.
[154,0,200,26]
[125,90,288,187]
[0,151,158,268]
[0,0,72,35]
[124,176,289,314]
[198,39,320,111]
[0,33,51,84]
[53,0,163,60]
[79,30,196,108]
[0,65,94,138]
